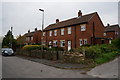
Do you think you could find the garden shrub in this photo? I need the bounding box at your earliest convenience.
[95,51,119,64]
[22,45,48,51]
[48,47,64,51]
[112,38,120,49]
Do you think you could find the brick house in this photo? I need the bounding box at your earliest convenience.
[43,10,110,51]
[104,24,120,41]
[17,28,42,45]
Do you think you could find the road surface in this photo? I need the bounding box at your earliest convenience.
[2,55,94,78]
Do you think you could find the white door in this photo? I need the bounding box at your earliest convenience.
[68,41,71,51]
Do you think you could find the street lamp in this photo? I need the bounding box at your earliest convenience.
[39,9,44,51]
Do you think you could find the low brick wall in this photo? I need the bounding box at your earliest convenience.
[16,49,84,64]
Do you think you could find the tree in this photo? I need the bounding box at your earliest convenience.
[2,30,17,51]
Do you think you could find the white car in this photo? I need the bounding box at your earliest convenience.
[2,48,14,56]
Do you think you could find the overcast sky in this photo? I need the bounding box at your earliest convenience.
[1,1,119,38]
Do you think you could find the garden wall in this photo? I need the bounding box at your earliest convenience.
[16,49,84,64]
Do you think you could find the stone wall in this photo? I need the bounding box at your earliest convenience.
[16,49,84,64]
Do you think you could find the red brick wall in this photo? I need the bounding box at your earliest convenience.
[43,13,106,50]
[105,32,116,40]
[33,30,42,44]
[43,26,75,50]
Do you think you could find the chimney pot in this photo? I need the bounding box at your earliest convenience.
[107,24,110,27]
[78,10,82,17]
[56,19,59,23]
[35,28,37,31]
[28,30,30,33]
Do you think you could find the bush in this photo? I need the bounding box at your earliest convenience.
[112,38,120,49]
[22,45,48,51]
[48,47,64,51]
[95,51,119,64]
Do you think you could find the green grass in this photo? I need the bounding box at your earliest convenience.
[94,51,119,64]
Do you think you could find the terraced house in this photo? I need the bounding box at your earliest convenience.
[43,10,110,51]
[17,28,42,45]
[104,24,120,40]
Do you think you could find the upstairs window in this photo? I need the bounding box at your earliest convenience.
[61,28,64,35]
[60,40,65,47]
[49,31,52,36]
[68,27,71,34]
[54,30,57,36]
[43,32,45,36]
[80,24,86,31]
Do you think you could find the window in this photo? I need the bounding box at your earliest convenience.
[104,33,106,36]
[60,40,65,47]
[49,41,52,45]
[42,41,46,45]
[80,39,83,46]
[80,24,86,31]
[26,37,30,41]
[31,36,33,40]
[54,30,57,36]
[43,32,45,36]
[68,27,71,34]
[84,39,87,45]
[49,31,52,36]
[61,28,64,35]
[109,40,111,44]
[53,40,57,47]
[115,31,118,35]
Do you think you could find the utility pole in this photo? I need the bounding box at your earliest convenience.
[11,27,13,48]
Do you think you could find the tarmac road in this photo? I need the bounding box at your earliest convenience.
[2,55,94,78]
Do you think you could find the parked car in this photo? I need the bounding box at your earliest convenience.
[2,48,14,56]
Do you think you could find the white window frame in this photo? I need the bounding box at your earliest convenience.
[61,28,64,35]
[80,24,86,31]
[60,40,65,47]
[31,36,33,40]
[42,41,46,45]
[84,39,87,45]
[104,33,106,36]
[80,39,83,46]
[49,31,52,36]
[49,41,52,45]
[43,32,45,36]
[53,40,57,47]
[109,40,112,44]
[68,27,71,34]
[54,30,57,36]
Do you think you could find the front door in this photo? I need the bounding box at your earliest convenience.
[68,41,71,51]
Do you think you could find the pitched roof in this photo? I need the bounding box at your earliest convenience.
[44,12,97,31]
[105,24,120,32]
[24,32,35,37]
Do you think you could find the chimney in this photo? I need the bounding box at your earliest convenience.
[56,19,59,23]
[107,24,110,27]
[28,30,30,33]
[35,28,37,31]
[78,10,82,17]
